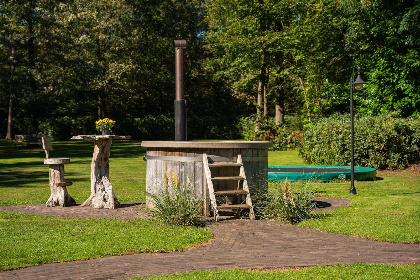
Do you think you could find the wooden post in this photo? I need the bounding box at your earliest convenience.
[44,158,75,207]
[81,138,120,209]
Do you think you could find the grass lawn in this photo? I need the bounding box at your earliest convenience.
[137,264,420,279]
[268,148,420,243]
[0,140,147,205]
[0,140,212,271]
[0,140,419,277]
[0,211,211,271]
[297,171,420,243]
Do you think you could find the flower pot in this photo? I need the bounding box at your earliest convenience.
[102,128,111,135]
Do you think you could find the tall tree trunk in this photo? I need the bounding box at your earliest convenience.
[6,98,13,140]
[275,104,284,126]
[275,79,284,126]
[96,36,106,119]
[254,79,263,140]
[6,47,15,140]
[263,67,268,116]
[275,89,284,126]
[98,93,103,119]
[299,77,311,123]
[27,0,38,132]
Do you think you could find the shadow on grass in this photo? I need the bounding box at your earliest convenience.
[0,140,145,189]
[0,169,47,188]
[309,211,332,220]
[313,200,332,209]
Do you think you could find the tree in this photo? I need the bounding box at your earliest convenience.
[343,0,420,117]
[205,0,298,134]
[1,0,39,138]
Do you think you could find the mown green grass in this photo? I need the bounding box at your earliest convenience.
[267,151,420,243]
[0,140,147,205]
[296,170,420,243]
[136,264,420,279]
[0,211,212,271]
[0,140,212,271]
[268,150,305,165]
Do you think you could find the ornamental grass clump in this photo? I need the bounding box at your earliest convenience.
[95,118,116,132]
[257,180,316,224]
[147,170,203,226]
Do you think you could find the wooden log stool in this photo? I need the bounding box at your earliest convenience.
[42,137,76,207]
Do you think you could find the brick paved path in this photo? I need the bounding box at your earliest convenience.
[1,200,419,280]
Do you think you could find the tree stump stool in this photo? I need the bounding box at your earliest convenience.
[44,158,76,207]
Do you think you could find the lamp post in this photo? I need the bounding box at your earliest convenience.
[349,65,366,195]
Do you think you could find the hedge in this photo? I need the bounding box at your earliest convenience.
[299,114,420,170]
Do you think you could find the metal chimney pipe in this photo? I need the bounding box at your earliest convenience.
[174,40,187,141]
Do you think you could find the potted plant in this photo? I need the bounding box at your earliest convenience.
[95,118,116,135]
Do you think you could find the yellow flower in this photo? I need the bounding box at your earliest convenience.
[95,118,116,131]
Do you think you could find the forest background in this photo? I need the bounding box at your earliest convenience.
[1,0,419,141]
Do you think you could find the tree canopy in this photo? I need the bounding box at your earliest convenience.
[1,0,419,140]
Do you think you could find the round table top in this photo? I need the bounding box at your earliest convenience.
[71,135,131,141]
[141,140,272,149]
[44,158,70,165]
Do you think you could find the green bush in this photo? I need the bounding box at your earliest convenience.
[127,114,243,140]
[237,116,257,140]
[147,170,203,226]
[38,116,96,140]
[255,181,316,224]
[299,114,420,170]
[271,127,303,151]
[238,115,304,150]
[133,115,171,140]
[188,115,241,140]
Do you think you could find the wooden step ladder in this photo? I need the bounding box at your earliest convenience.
[203,153,255,221]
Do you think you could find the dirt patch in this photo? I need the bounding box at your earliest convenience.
[313,197,351,212]
[0,201,150,219]
[0,197,350,219]
[406,164,420,173]
[377,164,420,179]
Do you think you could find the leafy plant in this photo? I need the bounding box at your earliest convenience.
[256,180,316,224]
[147,170,203,226]
[95,118,116,132]
[299,114,420,169]
[238,115,304,151]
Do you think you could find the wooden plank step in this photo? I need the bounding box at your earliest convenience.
[211,176,244,181]
[57,182,73,187]
[214,190,248,196]
[208,163,242,167]
[218,204,251,209]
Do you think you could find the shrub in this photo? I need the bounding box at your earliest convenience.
[128,114,243,140]
[39,116,95,140]
[237,116,257,140]
[271,127,303,151]
[238,115,304,150]
[132,115,174,140]
[299,114,420,169]
[188,115,241,140]
[255,181,316,224]
[147,170,202,226]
